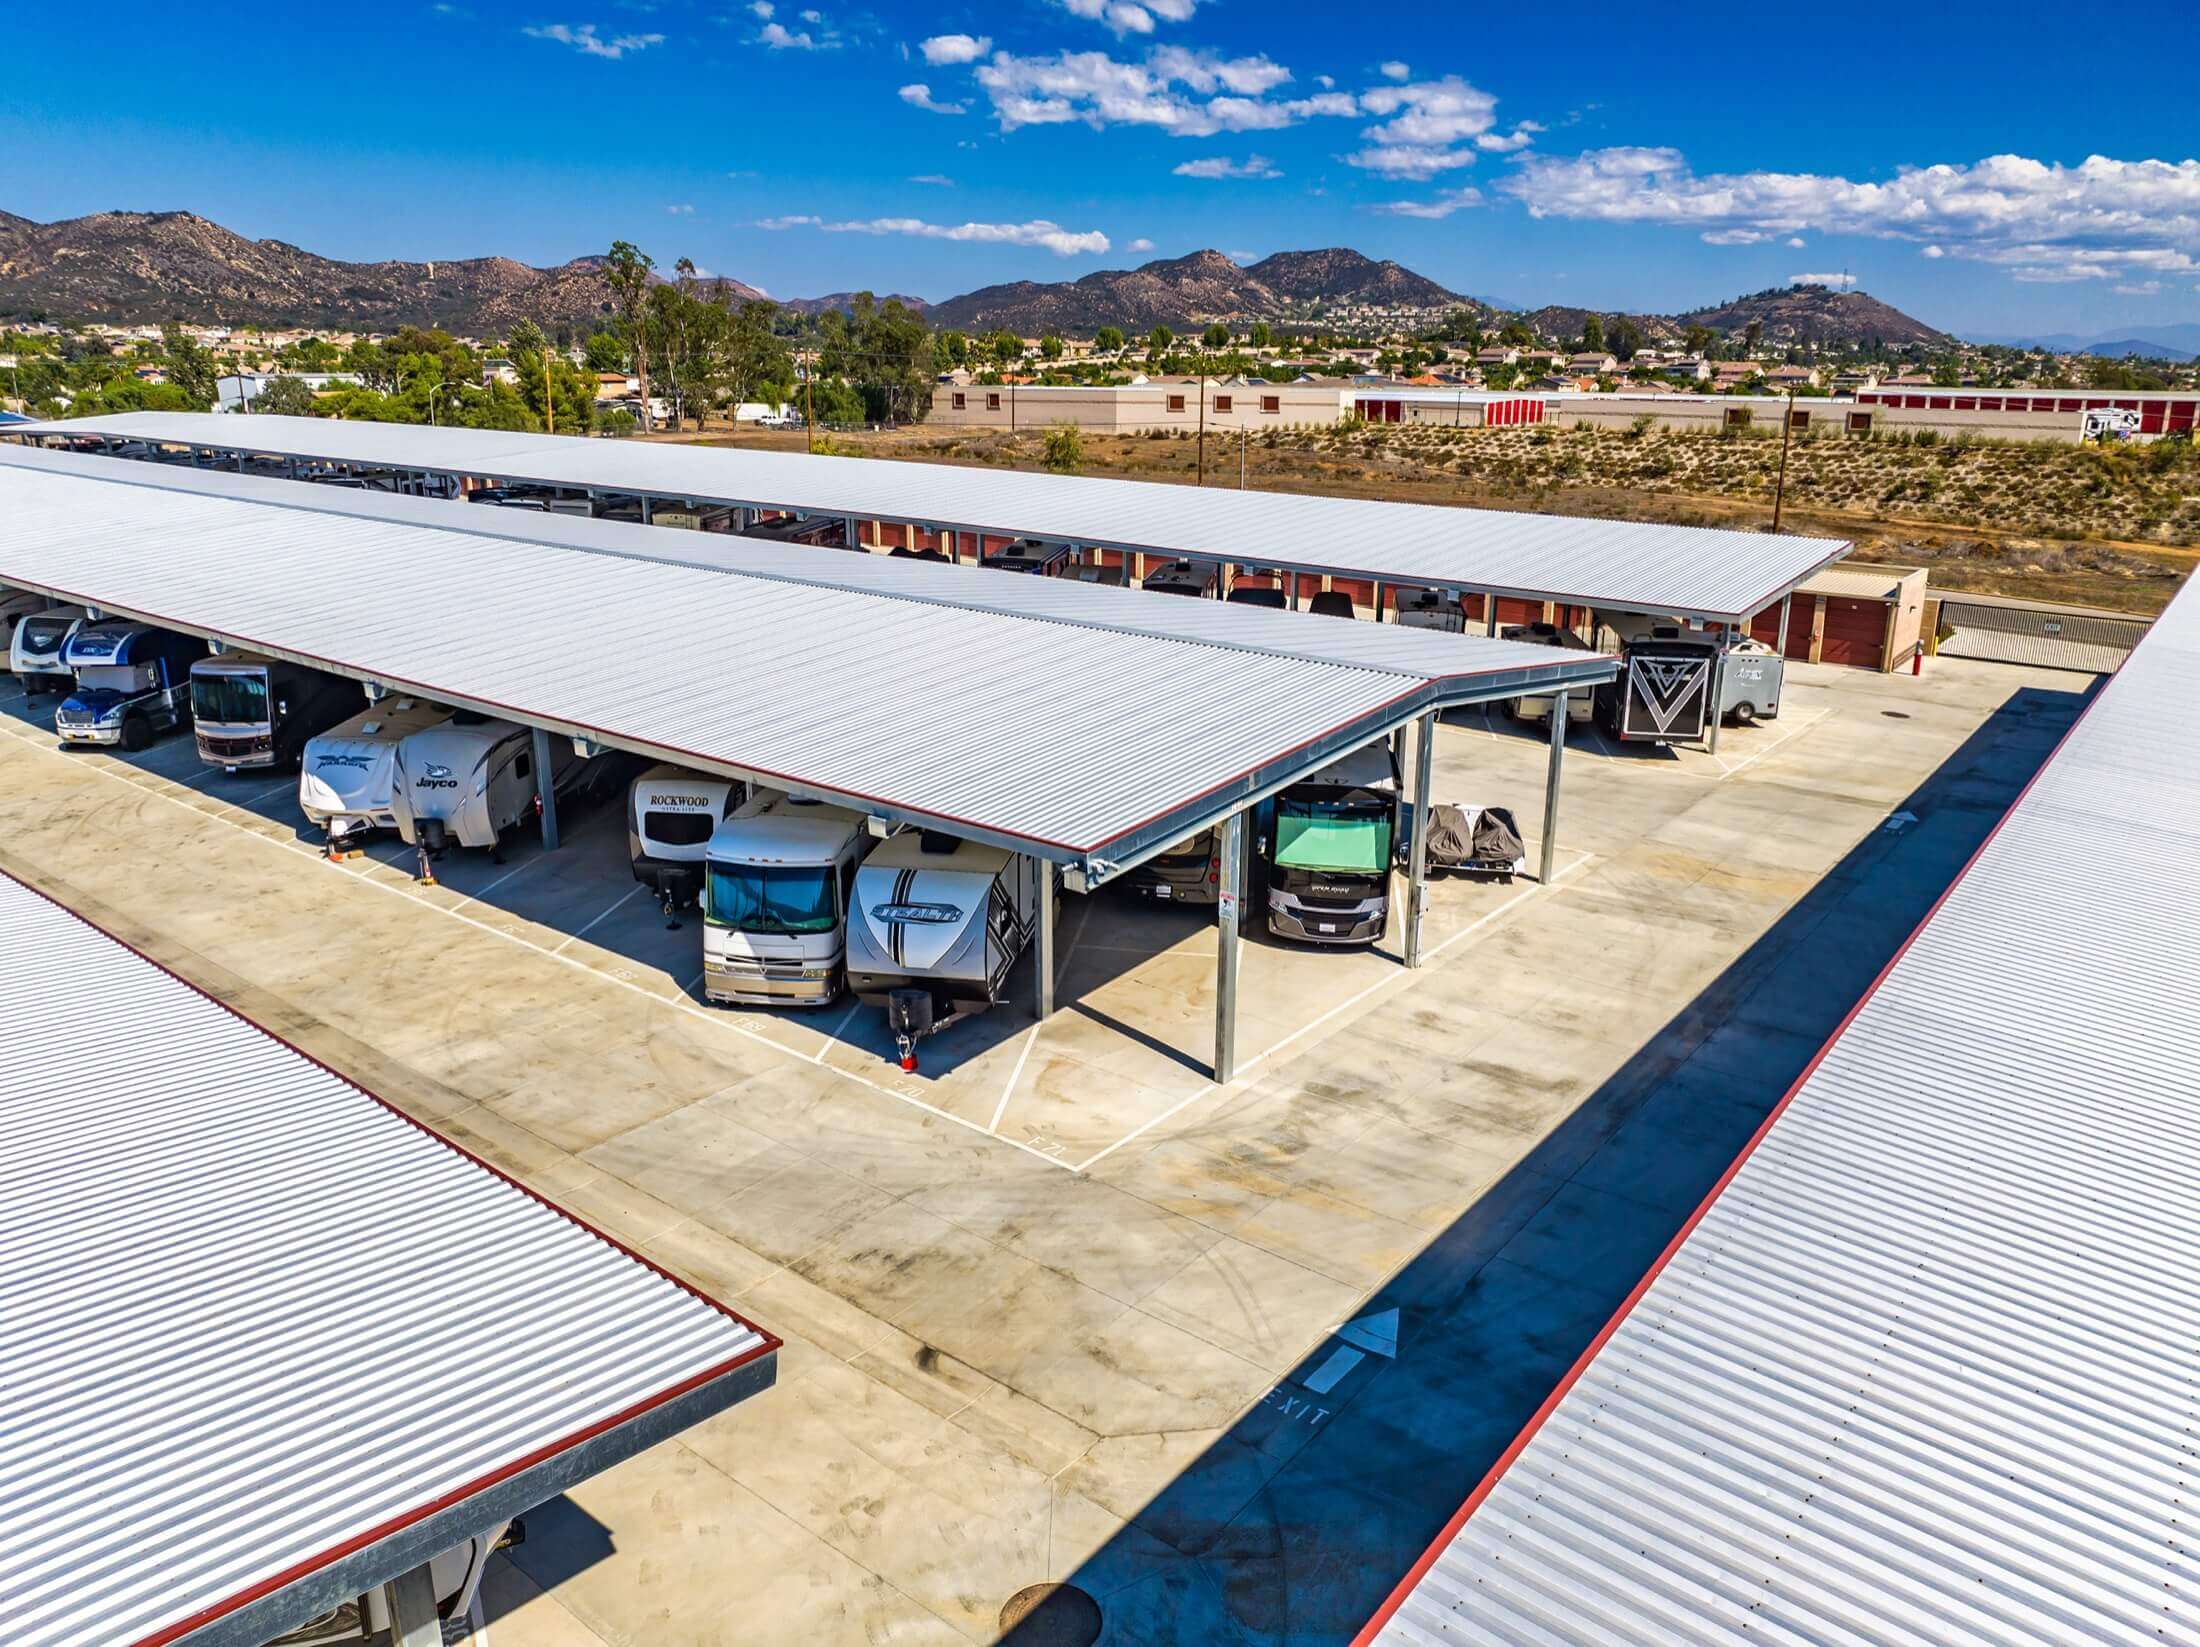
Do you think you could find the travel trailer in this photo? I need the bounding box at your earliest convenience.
[391,711,620,861]
[55,622,208,749]
[0,589,47,651]
[1593,613,1724,743]
[1307,590,1358,619]
[701,795,869,1006]
[745,512,856,549]
[628,764,755,918]
[1227,583,1289,609]
[1260,743,1401,947]
[1123,828,1223,906]
[1501,622,1598,726]
[298,697,454,846]
[189,653,361,772]
[8,605,85,695]
[846,830,1048,1070]
[1394,589,1466,633]
[980,540,1074,576]
[1716,636,1786,724]
[1142,560,1218,598]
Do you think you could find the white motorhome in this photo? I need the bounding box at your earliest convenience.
[701,795,869,1006]
[629,763,756,916]
[845,830,1047,1070]
[190,652,361,772]
[8,605,85,695]
[1501,622,1597,726]
[299,697,454,844]
[391,711,612,859]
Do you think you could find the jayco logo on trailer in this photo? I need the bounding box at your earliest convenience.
[417,761,459,790]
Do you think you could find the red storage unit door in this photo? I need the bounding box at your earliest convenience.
[1819,597,1887,668]
[1749,597,1817,661]
[1331,577,1375,607]
[1494,597,1541,627]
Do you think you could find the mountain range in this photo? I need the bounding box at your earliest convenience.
[0,208,1956,352]
[1974,324,2200,363]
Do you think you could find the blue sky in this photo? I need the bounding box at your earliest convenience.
[7,0,2194,336]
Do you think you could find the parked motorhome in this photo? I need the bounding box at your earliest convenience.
[629,764,756,915]
[701,795,869,1006]
[1260,744,1401,946]
[1123,828,1222,906]
[8,605,84,695]
[1394,589,1466,633]
[1064,560,1126,587]
[299,697,453,845]
[466,486,592,516]
[392,712,622,859]
[1501,622,1597,726]
[981,540,1074,576]
[1143,560,1218,598]
[1307,590,1358,620]
[189,653,361,772]
[746,512,857,550]
[846,830,1049,1070]
[0,589,47,651]
[55,621,208,749]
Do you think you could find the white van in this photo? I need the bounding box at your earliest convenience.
[629,763,756,915]
[9,606,85,696]
[845,830,1048,1069]
[299,697,453,844]
[702,795,869,1006]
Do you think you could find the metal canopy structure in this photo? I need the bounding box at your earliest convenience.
[0,869,777,1647]
[1358,581,2199,1643]
[0,444,1610,891]
[13,412,1849,623]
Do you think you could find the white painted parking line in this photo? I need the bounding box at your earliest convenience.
[810,999,865,1063]
[1069,850,1597,1175]
[1711,705,1833,778]
[0,719,1080,1173]
[550,882,647,956]
[455,848,554,904]
[236,775,301,806]
[986,894,1094,1134]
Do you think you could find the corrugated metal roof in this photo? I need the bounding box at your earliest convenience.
[13,412,1849,621]
[1360,563,2200,1643]
[0,870,775,1647]
[0,445,1610,877]
[1796,563,1924,602]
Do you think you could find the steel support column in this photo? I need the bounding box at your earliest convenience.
[641,496,654,525]
[1405,711,1436,968]
[533,726,560,851]
[1214,810,1245,1084]
[1541,692,1567,885]
[1705,640,1726,755]
[1775,593,1793,656]
[1372,580,1385,621]
[1485,594,1500,637]
[384,1563,442,1647]
[1035,868,1055,1021]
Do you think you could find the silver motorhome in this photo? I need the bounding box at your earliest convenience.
[189,652,361,772]
[702,795,869,1006]
[1261,743,1401,947]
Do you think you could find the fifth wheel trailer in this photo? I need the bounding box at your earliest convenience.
[298,697,454,845]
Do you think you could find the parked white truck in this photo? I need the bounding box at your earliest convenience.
[701,795,869,1006]
[845,829,1048,1071]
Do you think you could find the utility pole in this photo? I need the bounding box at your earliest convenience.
[1196,354,1208,487]
[803,346,815,446]
[1240,427,1247,489]
[543,347,556,435]
[1770,385,1796,532]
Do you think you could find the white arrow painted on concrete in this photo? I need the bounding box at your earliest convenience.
[1301,1308,1399,1395]
[1882,810,1919,833]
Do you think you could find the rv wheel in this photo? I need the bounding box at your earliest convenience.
[1730,701,1758,726]
[120,714,152,752]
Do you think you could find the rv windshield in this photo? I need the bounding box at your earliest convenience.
[19,618,74,653]
[706,863,838,934]
[1273,799,1392,875]
[191,672,269,725]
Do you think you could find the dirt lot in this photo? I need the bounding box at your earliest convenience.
[0,652,2094,1645]
[682,421,2197,617]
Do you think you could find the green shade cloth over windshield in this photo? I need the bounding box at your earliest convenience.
[1274,812,1390,874]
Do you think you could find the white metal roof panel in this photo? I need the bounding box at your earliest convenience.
[0,870,775,1647]
[1362,572,2200,1644]
[0,445,1608,870]
[15,412,1849,620]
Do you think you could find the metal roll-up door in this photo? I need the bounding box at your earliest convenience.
[1819,597,1889,668]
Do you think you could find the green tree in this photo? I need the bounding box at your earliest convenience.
[1094,325,1125,354]
[1579,314,1604,354]
[509,318,594,433]
[160,326,222,410]
[1202,322,1231,349]
[1609,318,1645,362]
[583,332,630,372]
[1146,324,1174,362]
[1743,319,1764,357]
[1499,320,1533,348]
[1040,333,1064,361]
[254,375,323,417]
[1683,324,1715,355]
[1042,422,1083,474]
[1247,320,1272,349]
[603,240,657,430]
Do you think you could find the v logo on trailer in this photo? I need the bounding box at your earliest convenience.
[1630,656,1710,734]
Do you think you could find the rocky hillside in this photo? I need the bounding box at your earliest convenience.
[779,290,931,317]
[1676,285,1948,349]
[925,247,1467,335]
[0,210,761,332]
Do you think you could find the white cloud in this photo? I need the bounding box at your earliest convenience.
[919,32,990,64]
[758,19,829,47]
[1344,74,1516,178]
[521,21,664,57]
[665,202,695,214]
[2114,281,2163,295]
[1172,153,1281,179]
[910,173,954,185]
[756,214,1109,256]
[1128,236,1155,251]
[1378,60,1409,80]
[747,0,771,13]
[1700,228,1770,245]
[1505,147,2200,287]
[899,82,966,114]
[974,46,1347,138]
[1791,271,1856,288]
[1226,248,1255,261]
[1373,185,1484,219]
[1786,236,1807,247]
[1056,0,1202,36]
